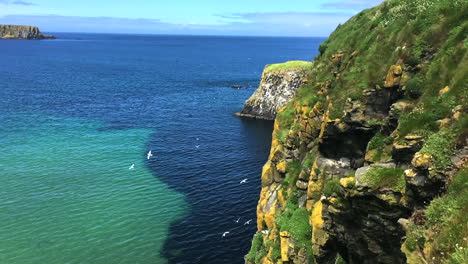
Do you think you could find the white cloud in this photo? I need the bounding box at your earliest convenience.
[323,0,383,9]
[0,11,356,36]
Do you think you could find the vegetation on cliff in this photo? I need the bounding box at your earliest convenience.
[246,0,467,263]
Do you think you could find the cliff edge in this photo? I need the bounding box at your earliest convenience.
[237,61,312,120]
[0,24,55,39]
[246,0,467,263]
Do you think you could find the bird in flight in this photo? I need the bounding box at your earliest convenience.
[222,231,230,237]
[129,164,135,170]
[235,218,240,223]
[240,179,248,184]
[244,219,252,225]
[147,150,153,160]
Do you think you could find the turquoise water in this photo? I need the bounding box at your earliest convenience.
[0,113,186,263]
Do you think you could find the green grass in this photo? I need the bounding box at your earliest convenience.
[265,61,313,73]
[302,152,315,169]
[405,76,424,99]
[419,130,456,170]
[404,169,468,263]
[246,233,264,262]
[283,161,302,187]
[275,102,296,144]
[360,166,406,192]
[367,132,386,151]
[323,178,342,196]
[277,207,313,253]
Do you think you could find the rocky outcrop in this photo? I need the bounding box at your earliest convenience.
[0,24,55,39]
[237,61,312,120]
[245,1,467,264]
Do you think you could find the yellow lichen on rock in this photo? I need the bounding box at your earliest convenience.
[340,177,356,188]
[311,200,324,229]
[276,160,288,173]
[404,169,416,177]
[439,85,450,95]
[452,105,463,120]
[377,193,399,205]
[306,160,323,209]
[311,200,330,256]
[384,65,403,88]
[261,161,276,186]
[411,152,432,169]
[280,231,295,262]
[437,118,452,129]
[277,188,286,207]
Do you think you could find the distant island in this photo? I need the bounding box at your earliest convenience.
[0,24,55,40]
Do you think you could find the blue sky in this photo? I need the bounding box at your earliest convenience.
[0,0,383,36]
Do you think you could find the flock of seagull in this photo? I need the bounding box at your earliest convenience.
[128,150,153,170]
[222,219,252,238]
[127,139,253,239]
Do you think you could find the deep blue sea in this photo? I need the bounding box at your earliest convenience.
[0,33,323,264]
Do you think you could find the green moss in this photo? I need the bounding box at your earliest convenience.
[323,178,342,196]
[360,166,405,192]
[302,151,315,169]
[405,76,424,99]
[283,161,302,188]
[270,242,281,261]
[255,248,267,263]
[367,132,385,151]
[277,207,312,248]
[405,223,426,252]
[246,233,264,262]
[420,129,456,170]
[275,103,296,144]
[265,61,312,73]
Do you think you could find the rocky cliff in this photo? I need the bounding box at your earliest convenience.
[237,61,312,120]
[246,0,467,263]
[0,24,55,39]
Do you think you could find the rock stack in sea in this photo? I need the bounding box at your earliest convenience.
[236,61,312,120]
[0,24,55,39]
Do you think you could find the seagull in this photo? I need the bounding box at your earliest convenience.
[129,164,135,170]
[222,231,230,237]
[234,218,240,223]
[195,145,200,149]
[240,179,248,184]
[147,150,153,160]
[244,219,252,225]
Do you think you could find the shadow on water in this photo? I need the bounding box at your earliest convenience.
[147,117,273,264]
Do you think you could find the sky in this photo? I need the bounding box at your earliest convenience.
[0,0,384,36]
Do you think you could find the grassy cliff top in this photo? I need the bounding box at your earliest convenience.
[264,61,313,73]
[294,0,467,133]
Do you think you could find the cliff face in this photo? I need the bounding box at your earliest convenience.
[0,25,55,39]
[237,61,312,120]
[246,0,467,264]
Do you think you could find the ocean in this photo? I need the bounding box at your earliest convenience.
[0,33,323,264]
